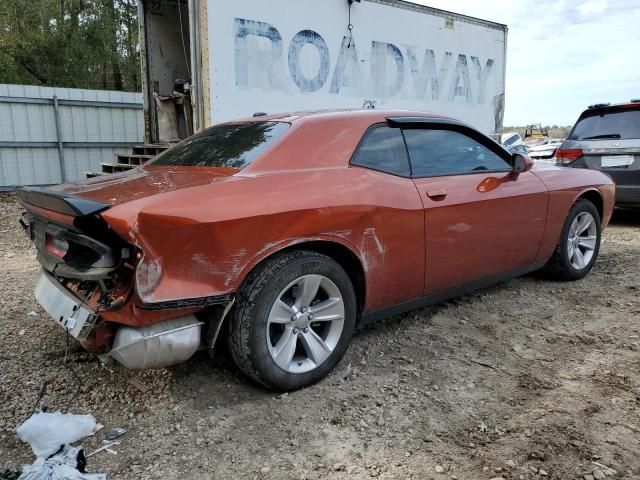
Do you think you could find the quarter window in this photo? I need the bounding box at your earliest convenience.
[404,129,510,177]
[351,126,411,177]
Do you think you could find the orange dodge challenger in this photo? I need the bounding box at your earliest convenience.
[17,110,615,390]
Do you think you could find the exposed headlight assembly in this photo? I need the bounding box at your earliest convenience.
[135,252,162,303]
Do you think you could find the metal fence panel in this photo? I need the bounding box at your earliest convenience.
[63,147,133,181]
[0,84,143,188]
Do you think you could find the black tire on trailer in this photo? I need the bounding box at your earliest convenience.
[227,250,356,391]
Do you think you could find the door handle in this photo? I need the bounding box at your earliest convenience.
[426,188,447,200]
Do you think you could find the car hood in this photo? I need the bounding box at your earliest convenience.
[50,166,239,206]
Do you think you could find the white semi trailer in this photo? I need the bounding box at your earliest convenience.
[138,0,507,144]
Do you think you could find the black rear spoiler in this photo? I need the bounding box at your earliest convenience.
[16,186,109,217]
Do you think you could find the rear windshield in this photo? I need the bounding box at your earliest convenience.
[569,108,640,140]
[502,134,520,146]
[150,121,290,168]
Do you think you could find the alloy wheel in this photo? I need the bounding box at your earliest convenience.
[567,211,597,270]
[266,274,345,374]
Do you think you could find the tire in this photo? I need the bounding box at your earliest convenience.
[542,199,602,281]
[227,250,357,391]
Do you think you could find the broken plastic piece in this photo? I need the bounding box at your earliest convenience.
[86,441,120,458]
[88,424,104,437]
[104,427,126,441]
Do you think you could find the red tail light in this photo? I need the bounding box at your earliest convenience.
[45,233,69,259]
[556,148,583,165]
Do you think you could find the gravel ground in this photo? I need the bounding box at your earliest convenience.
[1,192,639,480]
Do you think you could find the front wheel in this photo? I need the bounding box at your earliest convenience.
[542,199,602,281]
[227,250,356,391]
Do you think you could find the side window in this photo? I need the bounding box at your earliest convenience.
[404,129,511,178]
[351,126,410,177]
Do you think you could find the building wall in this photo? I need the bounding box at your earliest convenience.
[0,84,143,187]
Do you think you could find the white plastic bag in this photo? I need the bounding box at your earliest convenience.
[18,445,106,480]
[16,413,97,458]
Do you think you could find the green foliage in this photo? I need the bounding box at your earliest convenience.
[0,0,140,91]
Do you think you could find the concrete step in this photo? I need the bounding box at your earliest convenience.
[116,154,154,166]
[101,162,137,174]
[85,143,173,179]
[131,143,171,157]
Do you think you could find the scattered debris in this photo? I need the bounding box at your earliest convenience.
[347,465,362,474]
[17,412,97,458]
[17,445,106,480]
[88,424,104,437]
[99,362,114,374]
[339,362,353,381]
[470,359,497,370]
[478,421,488,433]
[104,427,126,441]
[529,450,546,461]
[26,311,38,317]
[86,441,121,458]
[128,378,150,394]
[591,461,617,477]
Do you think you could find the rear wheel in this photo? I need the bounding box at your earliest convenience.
[542,199,601,281]
[228,250,356,390]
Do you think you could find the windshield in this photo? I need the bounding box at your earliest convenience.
[569,108,640,140]
[150,121,290,168]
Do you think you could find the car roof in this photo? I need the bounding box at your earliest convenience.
[236,109,499,177]
[584,100,640,113]
[231,109,451,124]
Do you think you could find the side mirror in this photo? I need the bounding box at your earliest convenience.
[512,153,534,173]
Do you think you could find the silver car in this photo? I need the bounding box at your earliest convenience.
[528,138,563,163]
[557,100,640,206]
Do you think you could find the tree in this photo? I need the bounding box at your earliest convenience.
[0,0,140,91]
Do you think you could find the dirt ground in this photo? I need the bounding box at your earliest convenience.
[0,192,639,480]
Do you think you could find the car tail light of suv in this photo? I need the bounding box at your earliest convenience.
[556,148,583,165]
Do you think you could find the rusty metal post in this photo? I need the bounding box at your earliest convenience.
[52,95,67,182]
